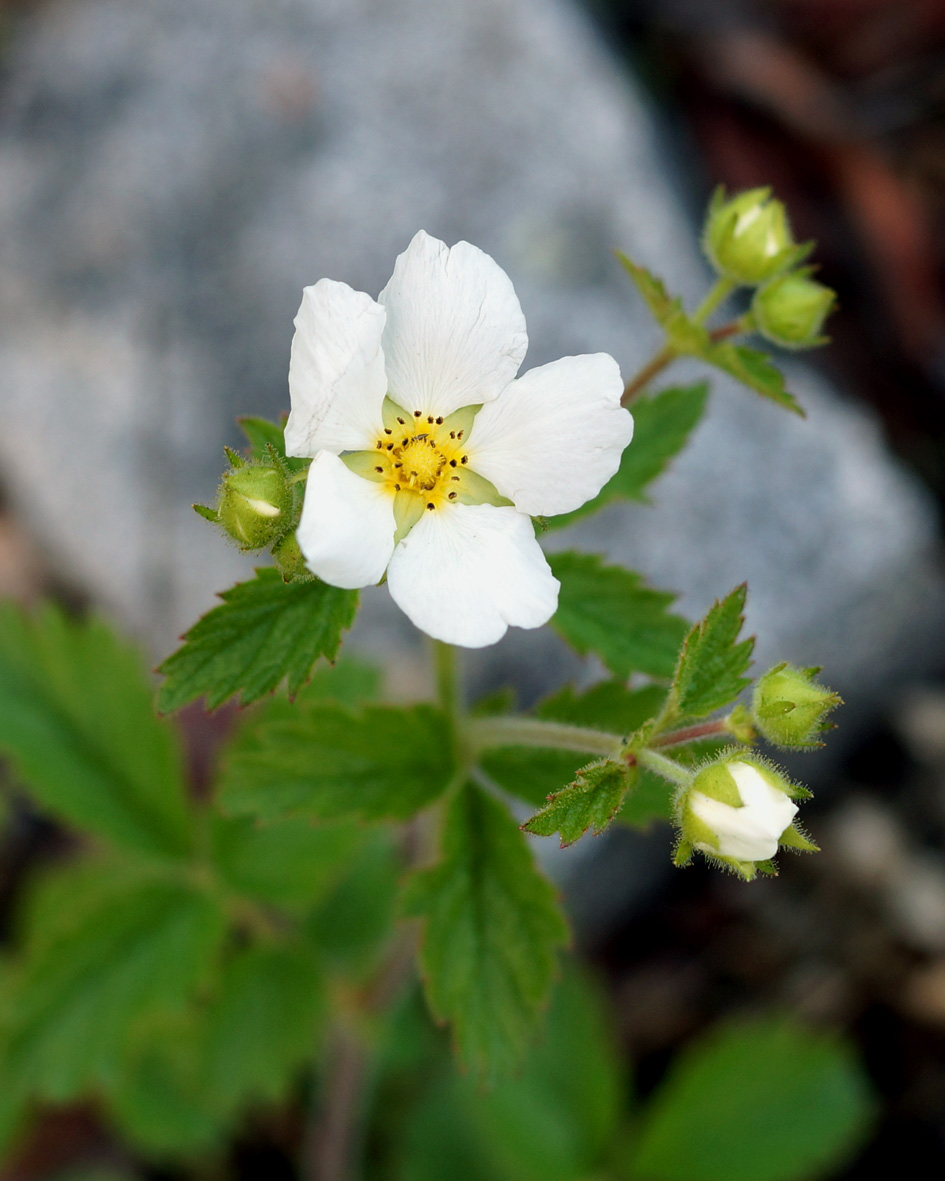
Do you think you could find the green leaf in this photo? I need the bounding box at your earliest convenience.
[481,681,667,811]
[549,553,688,680]
[5,864,226,1100]
[704,341,804,416]
[157,568,359,712]
[671,585,754,719]
[238,414,311,471]
[105,1012,223,1156]
[630,1016,874,1181]
[203,944,325,1112]
[616,254,684,327]
[523,759,635,846]
[0,604,192,858]
[220,702,454,822]
[210,815,364,908]
[396,965,623,1181]
[304,829,401,976]
[403,784,569,1080]
[547,383,709,529]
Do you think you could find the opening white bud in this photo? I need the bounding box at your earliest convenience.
[688,761,798,862]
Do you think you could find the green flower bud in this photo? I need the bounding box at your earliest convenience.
[675,750,816,880]
[752,270,835,349]
[218,462,290,550]
[703,186,809,286]
[752,662,842,749]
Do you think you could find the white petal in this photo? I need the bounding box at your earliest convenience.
[296,451,395,589]
[690,763,798,862]
[465,353,632,517]
[285,279,388,457]
[386,503,559,647]
[378,230,527,419]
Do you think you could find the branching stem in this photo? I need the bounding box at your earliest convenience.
[651,719,731,748]
[637,747,691,786]
[467,715,625,759]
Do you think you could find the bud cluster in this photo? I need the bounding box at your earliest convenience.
[702,187,835,349]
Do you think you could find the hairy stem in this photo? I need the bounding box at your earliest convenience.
[692,276,737,325]
[651,719,731,748]
[637,747,691,786]
[467,715,625,759]
[302,1026,369,1181]
[621,342,677,405]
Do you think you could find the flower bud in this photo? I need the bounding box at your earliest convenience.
[676,752,815,879]
[703,187,808,286]
[752,270,835,349]
[218,462,290,550]
[752,662,842,749]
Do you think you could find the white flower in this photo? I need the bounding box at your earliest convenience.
[285,231,633,648]
[689,761,798,863]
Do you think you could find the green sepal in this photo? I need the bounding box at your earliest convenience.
[192,503,219,523]
[779,823,820,853]
[223,445,244,468]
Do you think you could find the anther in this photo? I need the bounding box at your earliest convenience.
[394,483,401,490]
[449,459,457,467]
[397,416,405,424]
[376,441,383,449]
[451,475,460,482]
[374,466,383,473]
[426,502,435,510]
[414,410,422,417]
[461,455,468,464]
[448,491,457,499]
[384,428,392,435]
[449,431,456,439]
[427,415,434,423]
[435,416,443,425]
[457,429,465,439]
[386,444,393,450]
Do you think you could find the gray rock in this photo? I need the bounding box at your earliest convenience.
[0,0,941,729]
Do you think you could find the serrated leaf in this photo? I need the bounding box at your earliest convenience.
[5,865,226,1100]
[523,759,635,846]
[157,568,358,712]
[549,553,688,680]
[219,702,454,822]
[203,944,325,1112]
[704,340,804,416]
[481,681,667,810]
[0,604,192,858]
[630,1016,874,1181]
[403,784,568,1080]
[617,253,684,326]
[671,585,754,719]
[547,383,708,529]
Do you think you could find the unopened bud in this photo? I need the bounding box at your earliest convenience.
[676,751,816,879]
[752,662,842,749]
[218,463,290,550]
[703,187,809,286]
[752,270,835,349]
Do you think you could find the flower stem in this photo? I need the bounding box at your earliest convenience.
[433,640,462,727]
[621,342,677,406]
[467,715,625,759]
[638,747,691,786]
[651,719,731,748]
[692,276,737,325]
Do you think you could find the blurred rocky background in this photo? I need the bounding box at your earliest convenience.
[2,0,945,1174]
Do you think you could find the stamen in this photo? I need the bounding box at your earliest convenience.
[414,410,422,417]
[449,459,456,467]
[426,502,435,510]
[460,456,468,464]
[435,416,443,425]
[397,417,405,424]
[384,428,392,435]
[374,466,383,473]
[448,491,457,499]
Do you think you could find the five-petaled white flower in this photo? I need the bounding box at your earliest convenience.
[285,231,634,648]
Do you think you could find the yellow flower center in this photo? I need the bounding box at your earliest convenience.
[340,398,510,541]
[373,409,469,510]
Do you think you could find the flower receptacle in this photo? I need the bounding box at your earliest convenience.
[752,662,842,748]
[703,186,811,286]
